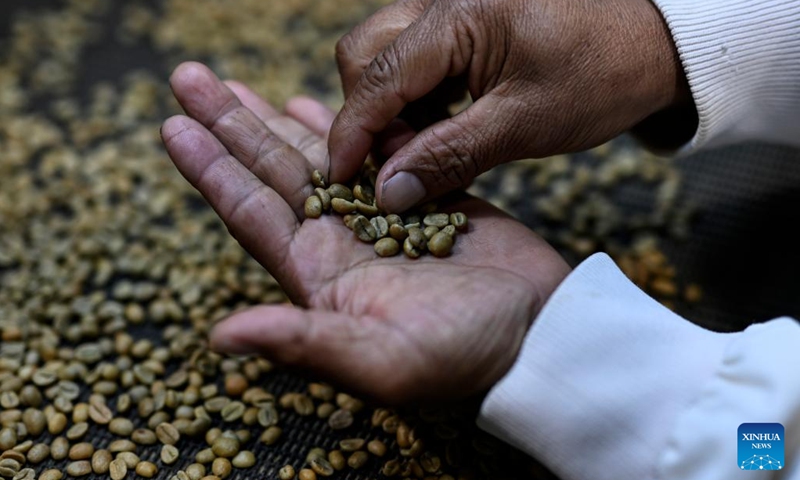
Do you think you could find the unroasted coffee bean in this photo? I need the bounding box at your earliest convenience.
[316,402,335,419]
[420,452,441,473]
[347,451,368,469]
[211,458,231,479]
[407,227,426,249]
[135,461,157,478]
[13,440,33,454]
[211,437,239,458]
[109,459,127,480]
[40,470,63,480]
[185,463,206,480]
[91,450,112,474]
[428,231,454,257]
[292,395,314,416]
[327,409,353,430]
[278,465,295,480]
[423,225,439,240]
[331,198,356,214]
[304,196,322,219]
[403,237,422,259]
[367,439,387,457]
[327,184,353,201]
[66,461,92,477]
[388,223,408,241]
[195,448,215,464]
[231,451,255,468]
[22,409,45,436]
[260,425,281,445]
[88,401,112,424]
[450,212,468,231]
[311,170,326,188]
[339,439,364,452]
[50,437,69,460]
[354,199,378,217]
[298,469,316,480]
[48,412,67,434]
[0,427,17,450]
[305,448,326,463]
[161,445,179,465]
[441,224,457,236]
[131,429,157,445]
[370,216,389,238]
[352,215,376,241]
[310,457,334,477]
[374,237,400,257]
[14,467,35,480]
[66,422,88,440]
[156,422,180,445]
[109,418,134,436]
[69,442,94,461]
[313,188,331,211]
[423,213,449,228]
[26,443,49,464]
[108,439,137,453]
[327,450,345,471]
[353,184,374,204]
[117,452,140,469]
[382,459,400,476]
[257,404,278,427]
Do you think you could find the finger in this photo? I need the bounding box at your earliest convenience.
[161,115,300,286]
[284,96,336,138]
[376,94,528,212]
[224,82,328,172]
[210,305,418,403]
[328,9,469,184]
[335,0,429,97]
[170,62,313,216]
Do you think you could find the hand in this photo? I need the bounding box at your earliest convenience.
[329,0,693,212]
[161,62,570,403]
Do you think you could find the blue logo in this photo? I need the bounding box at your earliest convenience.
[738,423,784,470]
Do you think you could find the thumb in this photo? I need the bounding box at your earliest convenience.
[376,95,529,213]
[209,305,418,402]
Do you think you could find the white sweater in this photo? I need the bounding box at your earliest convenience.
[478,1,800,479]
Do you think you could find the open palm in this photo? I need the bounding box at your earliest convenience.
[161,63,570,402]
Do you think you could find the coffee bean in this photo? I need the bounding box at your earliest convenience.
[292,394,314,416]
[316,402,335,419]
[66,461,92,477]
[381,459,400,476]
[0,391,20,409]
[156,422,180,445]
[304,196,322,219]
[211,437,239,458]
[423,213,449,228]
[370,216,389,238]
[47,412,67,434]
[374,237,400,257]
[109,459,127,480]
[298,469,316,480]
[388,223,408,241]
[50,437,69,460]
[353,185,374,204]
[0,427,17,450]
[260,425,282,445]
[423,225,439,240]
[420,452,441,473]
[314,188,331,211]
[367,439,387,457]
[91,449,112,474]
[131,428,157,445]
[311,170,326,188]
[328,409,353,430]
[278,465,295,480]
[116,452,140,469]
[347,451,368,469]
[13,467,35,480]
[109,417,134,436]
[403,237,422,258]
[231,451,255,468]
[135,461,157,478]
[354,199,378,217]
[338,438,364,452]
[161,445,180,465]
[108,439,137,453]
[331,198,356,214]
[69,442,94,460]
[450,212,468,231]
[88,400,112,424]
[257,404,278,427]
[66,422,88,440]
[26,443,49,464]
[441,224,456,236]
[39,470,63,480]
[327,184,353,201]
[310,457,334,477]
[21,409,45,436]
[195,448,215,464]
[185,463,206,480]
[211,458,231,479]
[371,408,391,427]
[352,215,376,242]
[327,450,345,471]
[428,231,454,257]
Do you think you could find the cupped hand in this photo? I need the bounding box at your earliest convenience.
[161,62,570,403]
[329,0,695,212]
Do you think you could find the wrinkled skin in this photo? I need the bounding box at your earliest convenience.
[329,0,694,212]
[161,62,570,403]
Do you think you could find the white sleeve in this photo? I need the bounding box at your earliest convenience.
[477,253,800,480]
[649,0,800,152]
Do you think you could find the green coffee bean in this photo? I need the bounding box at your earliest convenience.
[352,215,376,242]
[311,170,326,188]
[403,237,422,259]
[260,425,282,445]
[298,469,316,480]
[161,445,179,465]
[327,184,353,201]
[327,450,345,471]
[66,422,88,440]
[116,452,140,469]
[331,198,356,214]
[39,470,63,480]
[69,442,94,461]
[131,428,157,445]
[423,225,439,240]
[450,212,468,231]
[109,418,134,436]
[304,196,322,219]
[428,231,454,257]
[354,199,378,216]
[109,459,127,480]
[135,461,157,478]
[91,449,112,474]
[328,409,353,430]
[353,185,374,204]
[370,216,389,238]
[211,458,231,479]
[195,448,215,464]
[339,439,364,452]
[423,213,449,228]
[314,188,331,211]
[156,422,180,445]
[66,461,92,477]
[231,451,255,468]
[50,437,69,460]
[185,463,206,480]
[389,223,408,241]
[310,457,334,477]
[347,451,368,469]
[278,465,295,480]
[211,437,239,458]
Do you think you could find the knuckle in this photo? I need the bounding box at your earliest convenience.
[334,33,357,67]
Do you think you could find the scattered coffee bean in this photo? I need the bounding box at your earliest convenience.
[211,458,231,479]
[428,231,454,257]
[185,463,206,480]
[66,461,92,477]
[92,450,112,474]
[69,442,95,461]
[26,443,49,464]
[109,459,127,480]
[259,425,282,445]
[297,469,316,480]
[367,439,387,457]
[161,445,180,465]
[278,465,295,480]
[231,451,255,469]
[135,461,158,478]
[211,437,239,458]
[39,470,63,480]
[328,409,353,430]
[304,196,322,219]
[309,457,334,477]
[347,451,368,469]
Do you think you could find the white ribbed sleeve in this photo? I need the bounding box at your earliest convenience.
[649,0,800,152]
[478,253,800,480]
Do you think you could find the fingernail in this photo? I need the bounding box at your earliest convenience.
[325,151,332,182]
[382,172,426,213]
